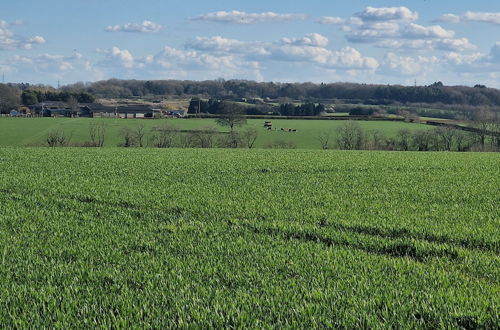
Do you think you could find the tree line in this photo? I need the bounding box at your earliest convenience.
[0,83,96,114]
[3,79,500,119]
[59,79,500,108]
[21,90,95,105]
[43,114,499,152]
[187,98,325,117]
[319,120,499,152]
[44,123,260,149]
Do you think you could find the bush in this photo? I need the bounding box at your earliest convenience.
[46,130,71,147]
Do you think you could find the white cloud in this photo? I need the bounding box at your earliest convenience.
[151,46,263,81]
[355,7,418,22]
[443,52,484,65]
[381,53,438,76]
[105,20,163,33]
[185,36,270,55]
[346,28,400,43]
[403,23,454,39]
[108,47,142,68]
[490,42,500,62]
[155,46,239,70]
[269,43,379,71]
[438,12,500,25]
[281,33,329,47]
[28,36,46,44]
[190,11,306,24]
[0,19,46,50]
[10,52,85,72]
[5,51,101,84]
[96,46,265,81]
[463,11,500,25]
[317,16,363,26]
[328,47,379,70]
[346,23,456,42]
[433,38,476,52]
[186,33,378,71]
[437,14,461,23]
[318,16,346,25]
[272,44,332,64]
[363,22,400,31]
[96,47,145,69]
[343,20,474,52]
[375,38,476,52]
[318,8,474,53]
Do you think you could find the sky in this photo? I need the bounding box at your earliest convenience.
[1,0,500,87]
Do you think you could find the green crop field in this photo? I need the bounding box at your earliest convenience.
[0,117,429,149]
[0,148,498,327]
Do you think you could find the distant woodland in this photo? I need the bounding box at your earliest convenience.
[2,79,500,120]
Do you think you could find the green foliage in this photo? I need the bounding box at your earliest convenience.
[21,89,95,104]
[21,90,38,106]
[279,102,324,116]
[0,84,21,113]
[0,148,498,327]
[215,102,247,131]
[68,79,500,109]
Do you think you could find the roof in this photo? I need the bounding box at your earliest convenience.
[32,102,155,113]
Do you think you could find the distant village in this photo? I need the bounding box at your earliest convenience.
[5,101,185,119]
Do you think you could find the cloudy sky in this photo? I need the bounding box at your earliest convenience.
[1,0,500,87]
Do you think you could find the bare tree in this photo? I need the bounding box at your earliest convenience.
[46,130,71,147]
[149,124,178,148]
[473,107,494,149]
[218,131,242,148]
[492,113,500,151]
[455,130,471,152]
[241,127,258,149]
[400,110,418,123]
[89,122,106,147]
[434,127,456,151]
[412,130,432,151]
[66,96,79,117]
[336,121,364,150]
[215,102,247,132]
[366,129,387,150]
[316,129,333,150]
[134,124,146,147]
[120,127,136,147]
[396,128,412,151]
[185,127,217,148]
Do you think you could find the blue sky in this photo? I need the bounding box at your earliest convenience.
[1,0,500,87]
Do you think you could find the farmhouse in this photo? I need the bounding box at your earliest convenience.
[91,104,156,118]
[30,102,158,118]
[30,101,92,117]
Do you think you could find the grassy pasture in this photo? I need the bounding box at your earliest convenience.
[0,117,430,149]
[0,148,498,327]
